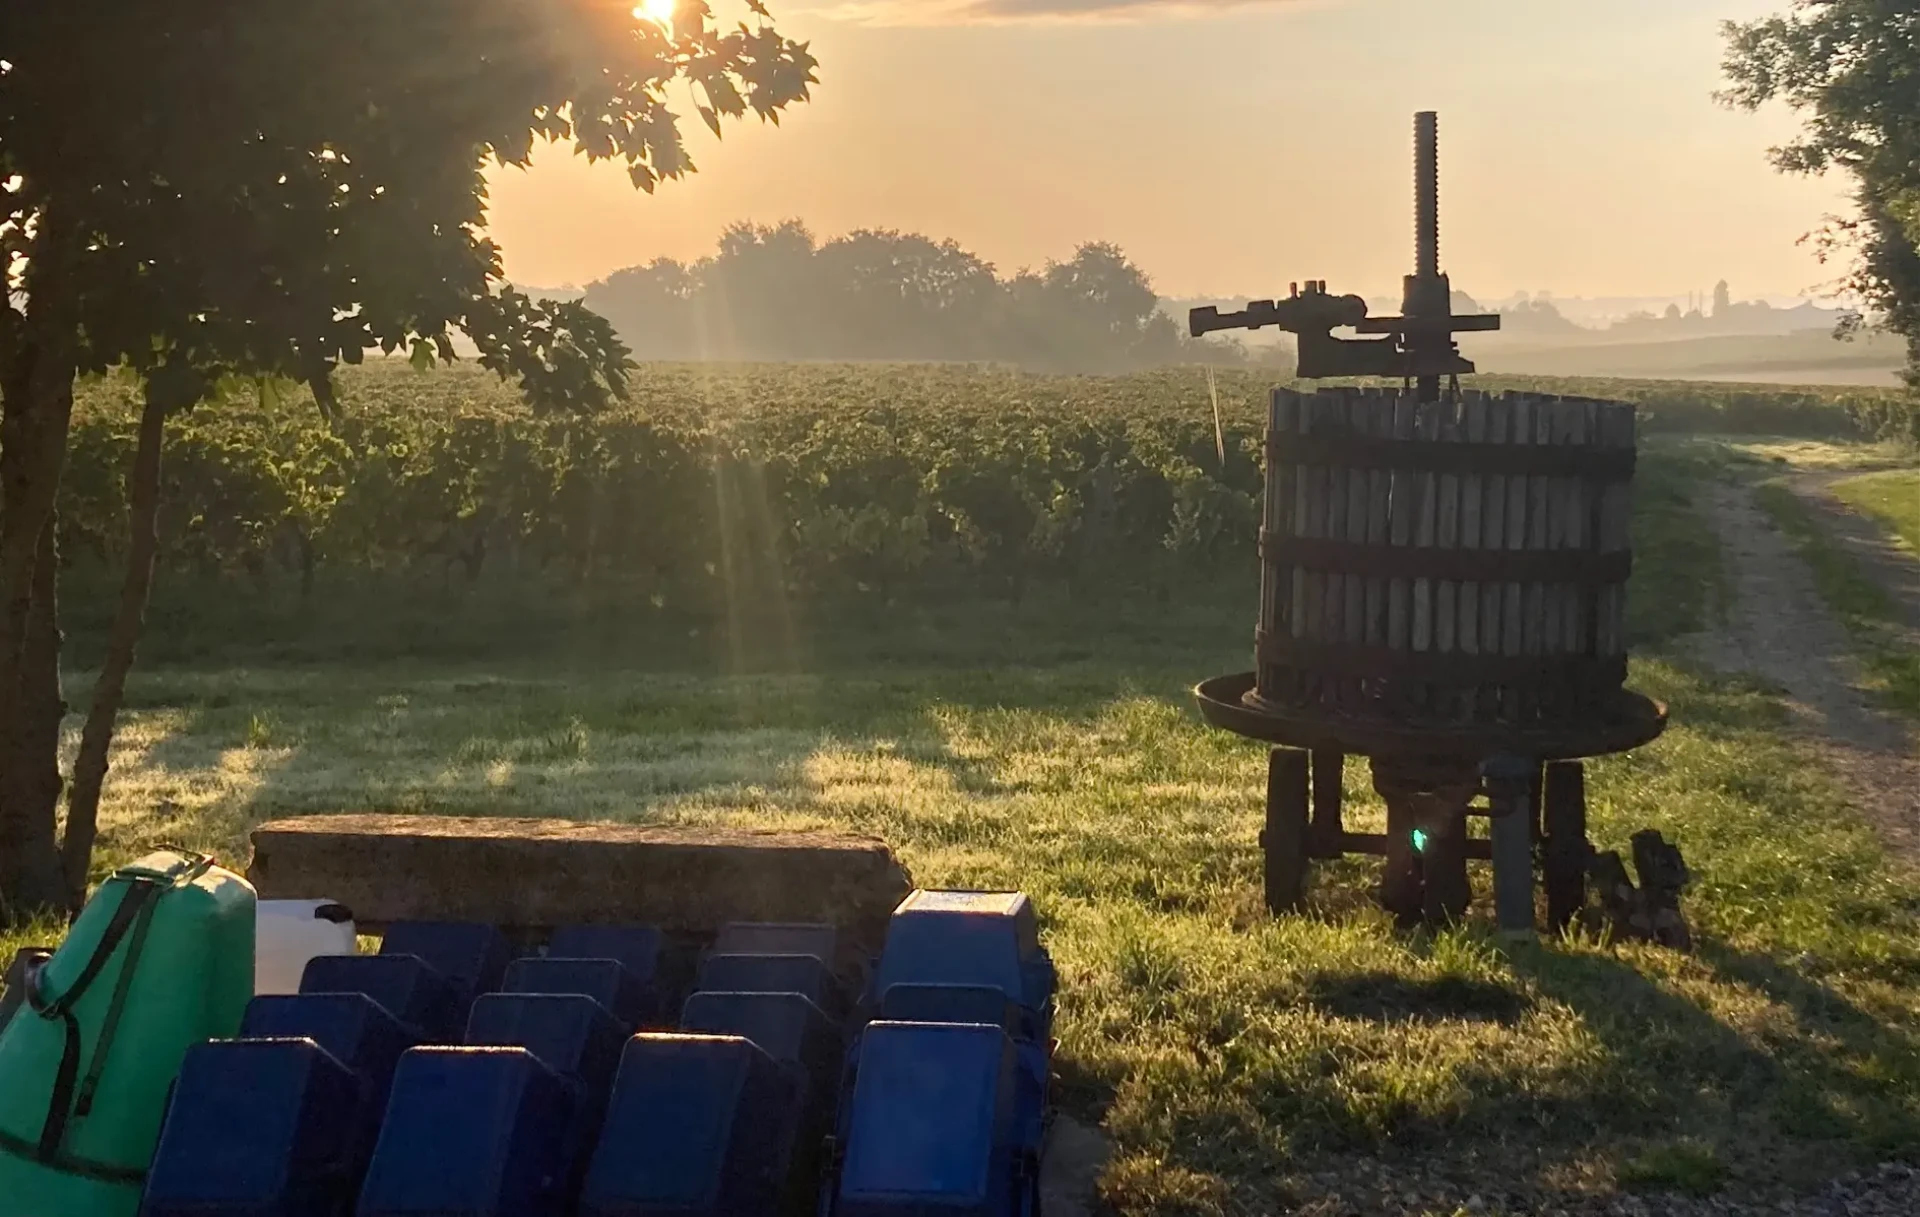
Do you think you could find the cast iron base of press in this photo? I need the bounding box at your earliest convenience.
[1198,672,1669,932]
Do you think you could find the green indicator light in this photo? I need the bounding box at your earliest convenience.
[1411,828,1431,854]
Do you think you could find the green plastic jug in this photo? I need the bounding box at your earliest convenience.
[0,850,256,1216]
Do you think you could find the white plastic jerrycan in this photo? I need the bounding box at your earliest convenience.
[254,899,357,994]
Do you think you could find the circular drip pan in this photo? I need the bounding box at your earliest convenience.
[1193,671,1667,760]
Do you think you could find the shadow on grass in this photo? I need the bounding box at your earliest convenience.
[1308,971,1534,1026]
[1505,939,1920,1192]
[1698,944,1920,1155]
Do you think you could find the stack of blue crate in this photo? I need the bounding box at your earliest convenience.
[825,891,1056,1217]
[581,921,848,1216]
[137,891,1053,1217]
[142,920,661,1216]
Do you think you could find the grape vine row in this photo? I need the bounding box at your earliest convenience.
[60,361,1913,609]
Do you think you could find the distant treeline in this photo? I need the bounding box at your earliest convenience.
[1474,281,1859,344]
[579,222,1246,372]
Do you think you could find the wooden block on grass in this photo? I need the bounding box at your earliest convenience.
[247,815,912,959]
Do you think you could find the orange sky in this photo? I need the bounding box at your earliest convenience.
[483,0,1852,302]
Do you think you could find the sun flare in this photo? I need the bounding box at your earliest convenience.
[632,0,676,25]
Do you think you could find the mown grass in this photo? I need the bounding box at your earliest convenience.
[6,449,1920,1214]
[1753,482,1920,722]
[1710,437,1916,473]
[1832,469,1920,554]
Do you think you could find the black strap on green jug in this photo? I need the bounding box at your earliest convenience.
[73,877,165,1121]
[71,853,212,1124]
[21,876,161,1172]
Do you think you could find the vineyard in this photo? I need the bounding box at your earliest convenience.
[11,1,1920,1210]
[63,360,1918,619]
[29,361,1920,1213]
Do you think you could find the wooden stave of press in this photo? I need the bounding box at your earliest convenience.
[1254,386,1637,729]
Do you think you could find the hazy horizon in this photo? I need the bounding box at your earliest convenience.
[483,0,1854,307]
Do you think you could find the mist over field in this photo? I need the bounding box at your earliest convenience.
[506,226,1907,387]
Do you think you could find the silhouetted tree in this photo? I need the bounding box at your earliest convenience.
[813,230,1001,360]
[584,230,1224,370]
[1724,3,1920,386]
[597,260,700,360]
[1499,298,1585,338]
[697,221,824,359]
[0,0,816,918]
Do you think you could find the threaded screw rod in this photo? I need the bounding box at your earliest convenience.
[1415,111,1439,279]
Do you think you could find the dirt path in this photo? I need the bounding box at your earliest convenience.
[1685,480,1920,862]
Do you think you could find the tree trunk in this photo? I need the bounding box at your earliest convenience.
[0,207,83,922]
[0,384,78,919]
[0,374,75,707]
[0,513,72,917]
[0,210,79,701]
[62,393,168,900]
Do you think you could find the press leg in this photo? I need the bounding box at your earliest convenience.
[1421,810,1471,926]
[1308,750,1345,859]
[1489,801,1536,936]
[1263,748,1310,913]
[1373,758,1482,930]
[1527,763,1546,848]
[1380,799,1424,927]
[1543,760,1590,934]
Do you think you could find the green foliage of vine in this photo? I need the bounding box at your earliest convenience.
[59,361,1916,612]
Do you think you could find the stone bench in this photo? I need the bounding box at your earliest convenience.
[246,815,913,964]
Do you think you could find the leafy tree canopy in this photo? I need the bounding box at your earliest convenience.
[3,0,819,412]
[1721,1,1920,385]
[582,223,1228,370]
[0,0,817,915]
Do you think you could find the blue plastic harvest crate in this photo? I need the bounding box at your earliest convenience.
[833,1021,1036,1217]
[712,922,837,966]
[300,953,464,1042]
[377,921,511,1009]
[502,957,655,1031]
[465,993,629,1204]
[824,891,1056,1217]
[141,1037,366,1217]
[545,925,665,987]
[465,992,628,1097]
[579,1033,802,1217]
[680,990,841,1108]
[867,984,1048,1151]
[240,991,422,1113]
[356,1046,576,1217]
[695,953,843,1019]
[868,892,1055,1041]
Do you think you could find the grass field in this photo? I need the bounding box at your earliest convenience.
[1833,470,1920,554]
[1754,486,1920,723]
[9,441,1920,1214]
[1466,328,1913,387]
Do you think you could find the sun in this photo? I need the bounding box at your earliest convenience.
[632,0,676,25]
